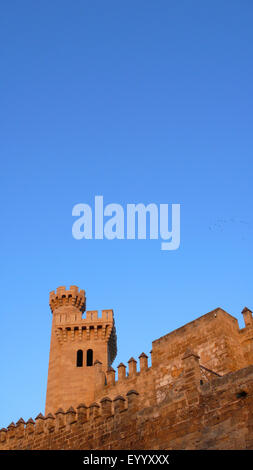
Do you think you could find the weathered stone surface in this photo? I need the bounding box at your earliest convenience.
[1,286,253,450]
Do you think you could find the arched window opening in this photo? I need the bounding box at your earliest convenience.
[87,349,93,366]
[76,349,83,367]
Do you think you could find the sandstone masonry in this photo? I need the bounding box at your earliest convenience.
[1,287,253,450]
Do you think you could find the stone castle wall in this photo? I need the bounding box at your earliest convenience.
[1,354,253,450]
[1,303,253,450]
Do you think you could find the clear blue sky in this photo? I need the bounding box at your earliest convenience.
[0,1,252,427]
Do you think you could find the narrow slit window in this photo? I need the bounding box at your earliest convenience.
[87,349,93,366]
[76,349,83,367]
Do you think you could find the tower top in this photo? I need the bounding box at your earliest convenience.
[49,285,86,313]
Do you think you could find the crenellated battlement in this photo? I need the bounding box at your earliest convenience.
[3,283,253,450]
[49,285,86,313]
[105,352,150,386]
[0,390,140,450]
[53,309,117,358]
[3,349,253,449]
[54,309,114,327]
